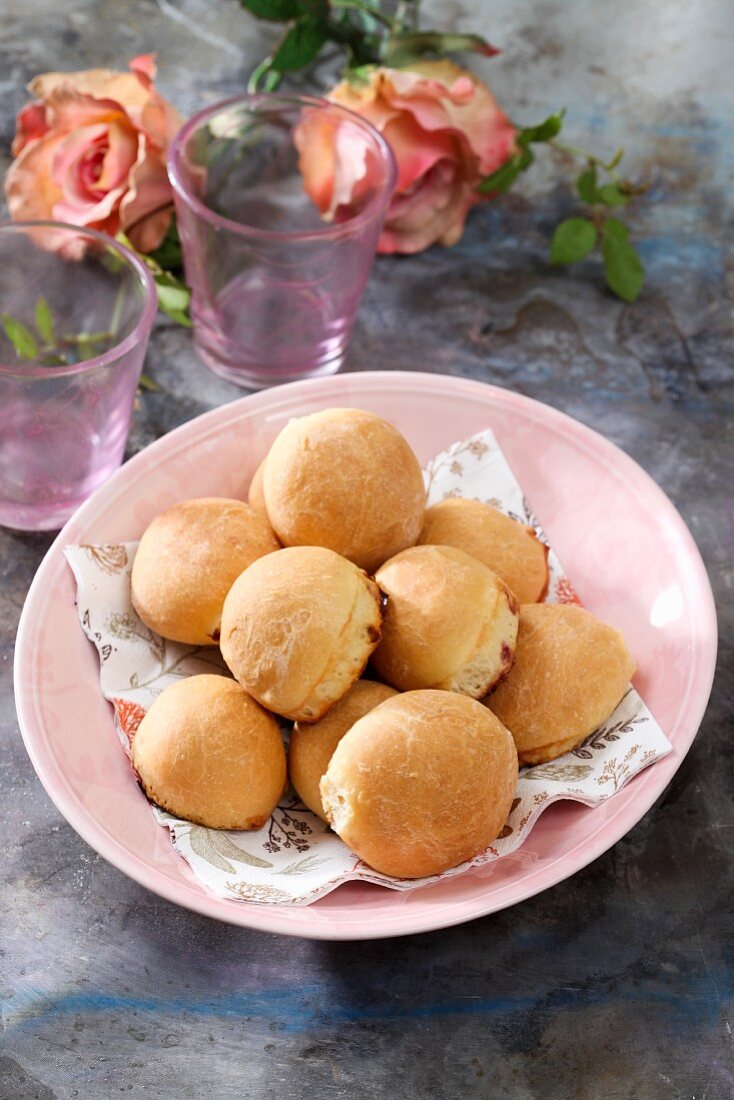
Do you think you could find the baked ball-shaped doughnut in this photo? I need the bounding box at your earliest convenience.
[486,603,636,765]
[262,408,426,573]
[418,498,549,604]
[289,680,397,820]
[131,498,279,646]
[247,458,267,517]
[131,675,285,829]
[320,690,518,878]
[220,546,383,722]
[373,545,518,697]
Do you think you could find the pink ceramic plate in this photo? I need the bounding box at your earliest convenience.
[15,372,717,939]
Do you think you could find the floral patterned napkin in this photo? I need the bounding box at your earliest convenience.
[65,429,672,905]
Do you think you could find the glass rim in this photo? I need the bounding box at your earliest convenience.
[0,220,157,379]
[167,92,398,243]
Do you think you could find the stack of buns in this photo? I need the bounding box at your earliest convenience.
[128,406,635,880]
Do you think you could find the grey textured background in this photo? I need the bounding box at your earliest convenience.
[1,1,732,1097]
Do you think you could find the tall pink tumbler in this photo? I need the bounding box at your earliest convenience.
[168,94,396,389]
[0,222,156,532]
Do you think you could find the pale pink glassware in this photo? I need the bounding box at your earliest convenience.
[0,222,156,532]
[14,374,717,938]
[168,94,396,389]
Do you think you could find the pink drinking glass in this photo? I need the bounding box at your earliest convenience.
[0,222,157,532]
[168,94,396,389]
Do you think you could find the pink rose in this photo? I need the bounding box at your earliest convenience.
[304,61,516,254]
[6,55,181,253]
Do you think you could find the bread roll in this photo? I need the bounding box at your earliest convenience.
[220,546,383,722]
[131,675,286,829]
[247,458,267,517]
[486,603,636,764]
[290,680,397,819]
[262,408,426,573]
[320,690,518,878]
[131,498,279,646]
[372,545,518,697]
[418,498,549,604]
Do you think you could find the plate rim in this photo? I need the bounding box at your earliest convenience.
[14,371,718,939]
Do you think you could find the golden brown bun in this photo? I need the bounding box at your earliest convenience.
[220,546,383,722]
[373,545,518,697]
[247,458,268,517]
[131,498,280,646]
[289,680,397,820]
[320,690,518,878]
[418,498,549,603]
[262,408,426,573]
[131,675,286,829]
[485,603,636,765]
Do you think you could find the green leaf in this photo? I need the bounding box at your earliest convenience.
[247,57,283,92]
[147,222,183,272]
[517,109,565,146]
[271,16,328,70]
[76,336,95,362]
[34,297,56,344]
[517,146,534,171]
[478,147,533,195]
[550,217,598,265]
[602,216,629,242]
[165,308,193,327]
[155,280,190,314]
[602,232,644,302]
[1,315,39,359]
[605,148,624,171]
[327,11,382,66]
[597,182,629,207]
[576,166,598,203]
[345,63,376,87]
[238,0,327,21]
[155,279,193,326]
[137,373,160,392]
[385,30,499,65]
[478,158,522,195]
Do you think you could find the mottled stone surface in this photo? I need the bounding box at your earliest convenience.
[1,1,732,1097]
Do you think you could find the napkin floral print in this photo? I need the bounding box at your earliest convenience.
[65,429,672,905]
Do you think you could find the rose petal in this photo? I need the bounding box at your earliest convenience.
[331,124,371,215]
[389,61,476,105]
[53,184,126,229]
[78,147,106,193]
[388,161,457,232]
[387,64,516,174]
[140,91,183,149]
[52,123,108,193]
[97,119,138,191]
[129,54,157,85]
[315,62,515,253]
[379,162,474,254]
[5,133,64,220]
[295,109,338,214]
[31,69,150,116]
[45,89,127,133]
[119,139,173,252]
[383,112,457,192]
[8,58,178,251]
[12,102,49,155]
[327,73,381,113]
[29,67,120,100]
